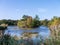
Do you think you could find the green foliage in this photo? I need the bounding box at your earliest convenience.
[44,37,60,45]
[34,15,40,20]
[0,34,19,45]
[0,34,60,45]
[22,15,28,20]
[48,16,60,26]
[48,16,60,40]
[41,19,49,26]
[0,26,7,30]
[17,15,40,28]
[0,19,17,26]
[31,19,40,28]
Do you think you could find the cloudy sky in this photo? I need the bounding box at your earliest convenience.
[0,0,60,20]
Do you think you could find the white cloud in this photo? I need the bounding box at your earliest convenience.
[38,8,47,13]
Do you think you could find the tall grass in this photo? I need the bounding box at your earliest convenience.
[0,34,60,45]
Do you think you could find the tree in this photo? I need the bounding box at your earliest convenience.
[34,15,40,20]
[17,15,41,28]
[41,19,49,26]
[31,15,40,28]
[22,15,28,21]
[48,16,60,39]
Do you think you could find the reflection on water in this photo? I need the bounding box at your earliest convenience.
[5,26,50,39]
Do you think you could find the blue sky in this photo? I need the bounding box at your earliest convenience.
[0,0,60,20]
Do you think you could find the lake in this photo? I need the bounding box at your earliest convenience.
[5,26,50,39]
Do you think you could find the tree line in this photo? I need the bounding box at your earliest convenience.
[17,15,40,28]
[0,19,18,26]
[0,15,60,29]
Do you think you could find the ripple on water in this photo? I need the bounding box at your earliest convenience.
[5,26,50,39]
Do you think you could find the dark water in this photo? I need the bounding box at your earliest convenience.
[5,26,50,39]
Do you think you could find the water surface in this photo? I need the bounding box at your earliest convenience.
[5,26,50,39]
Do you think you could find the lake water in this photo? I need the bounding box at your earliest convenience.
[5,26,50,39]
